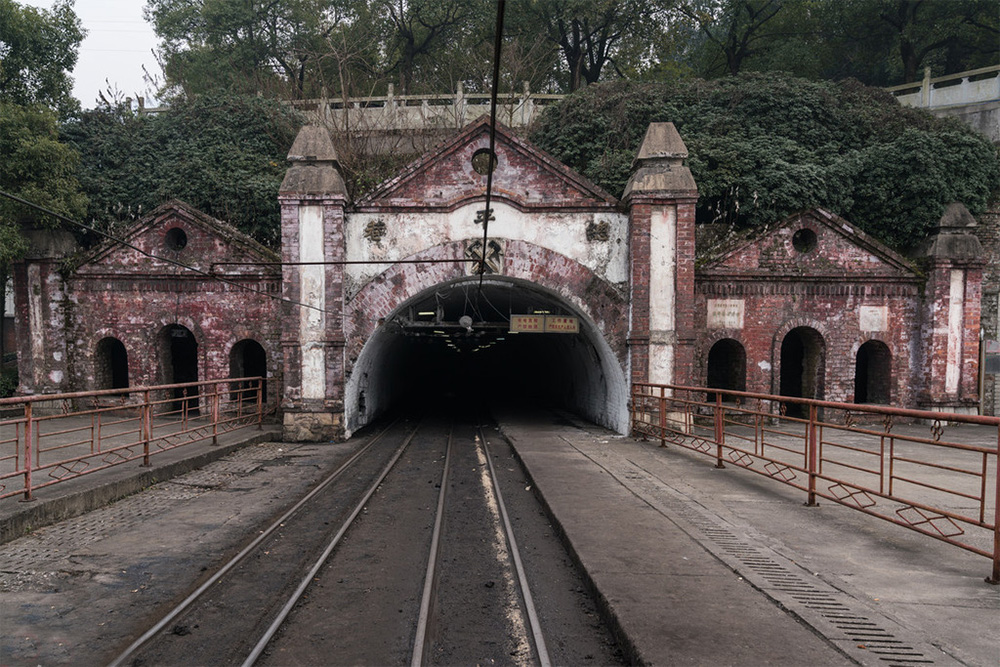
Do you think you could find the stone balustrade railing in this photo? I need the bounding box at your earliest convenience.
[886,65,1000,109]
[287,82,565,131]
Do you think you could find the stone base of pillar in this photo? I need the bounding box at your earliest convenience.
[282,410,343,442]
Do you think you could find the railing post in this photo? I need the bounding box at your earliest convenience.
[22,402,34,502]
[142,390,152,467]
[714,393,725,469]
[256,378,264,430]
[212,384,219,445]
[988,425,1000,584]
[806,403,819,506]
[658,386,667,447]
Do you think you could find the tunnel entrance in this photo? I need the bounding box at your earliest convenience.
[855,340,891,404]
[706,338,746,402]
[779,327,825,417]
[95,336,129,390]
[345,277,627,436]
[159,324,199,414]
[230,339,268,404]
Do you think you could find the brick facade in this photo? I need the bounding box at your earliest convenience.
[11,121,989,439]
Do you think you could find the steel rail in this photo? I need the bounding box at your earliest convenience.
[411,426,454,667]
[242,421,422,666]
[479,425,552,667]
[106,418,402,667]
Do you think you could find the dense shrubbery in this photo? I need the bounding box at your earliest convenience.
[62,93,302,246]
[530,74,1000,249]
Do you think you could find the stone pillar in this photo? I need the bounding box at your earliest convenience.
[622,123,699,389]
[11,228,77,396]
[279,126,350,441]
[916,203,985,414]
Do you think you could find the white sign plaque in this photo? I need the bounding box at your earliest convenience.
[707,299,744,329]
[859,305,888,332]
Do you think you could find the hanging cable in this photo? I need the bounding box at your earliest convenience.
[0,190,464,315]
[477,0,507,296]
[0,189,338,315]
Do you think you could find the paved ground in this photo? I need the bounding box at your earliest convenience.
[1,413,997,666]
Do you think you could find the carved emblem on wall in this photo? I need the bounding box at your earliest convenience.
[586,220,610,242]
[466,239,504,275]
[364,218,386,244]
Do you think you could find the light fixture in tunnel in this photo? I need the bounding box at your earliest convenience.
[459,315,473,332]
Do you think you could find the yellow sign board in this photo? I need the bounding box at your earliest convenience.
[544,316,579,333]
[509,314,545,332]
[509,314,579,334]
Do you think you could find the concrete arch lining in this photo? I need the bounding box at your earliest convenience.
[344,276,628,437]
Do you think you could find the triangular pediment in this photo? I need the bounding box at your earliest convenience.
[357,116,618,211]
[699,209,919,280]
[74,200,279,276]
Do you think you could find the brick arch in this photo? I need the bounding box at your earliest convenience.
[345,238,628,372]
[770,319,830,403]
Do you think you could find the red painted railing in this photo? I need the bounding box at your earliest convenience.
[0,378,270,502]
[630,383,1000,584]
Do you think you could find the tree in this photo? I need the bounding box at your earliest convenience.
[0,0,88,387]
[146,0,334,98]
[530,74,1000,249]
[522,0,675,91]
[677,0,783,77]
[0,0,84,117]
[63,93,301,246]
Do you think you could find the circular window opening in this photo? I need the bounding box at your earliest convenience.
[165,227,188,251]
[471,148,498,176]
[792,228,817,253]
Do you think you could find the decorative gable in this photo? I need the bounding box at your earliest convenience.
[699,209,919,280]
[74,200,279,277]
[357,116,618,211]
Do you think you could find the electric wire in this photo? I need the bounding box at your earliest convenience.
[0,189,460,316]
[477,0,506,296]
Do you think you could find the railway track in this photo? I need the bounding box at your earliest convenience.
[107,416,616,666]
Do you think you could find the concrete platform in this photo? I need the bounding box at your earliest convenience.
[0,422,282,545]
[2,413,997,666]
[497,412,999,667]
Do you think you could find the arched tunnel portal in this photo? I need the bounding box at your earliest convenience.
[344,277,628,436]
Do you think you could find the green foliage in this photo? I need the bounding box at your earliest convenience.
[63,93,301,246]
[531,74,1000,249]
[0,366,17,398]
[0,0,84,117]
[0,103,87,264]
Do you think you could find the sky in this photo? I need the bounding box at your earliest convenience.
[23,0,163,110]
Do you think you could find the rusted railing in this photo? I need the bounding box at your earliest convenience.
[631,383,1000,584]
[0,378,270,502]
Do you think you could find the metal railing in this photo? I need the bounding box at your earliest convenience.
[0,378,270,502]
[631,383,1000,584]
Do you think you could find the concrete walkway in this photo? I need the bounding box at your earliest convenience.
[497,412,998,667]
[0,420,281,544]
[2,412,996,666]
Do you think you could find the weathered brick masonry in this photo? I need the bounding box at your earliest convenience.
[11,118,990,439]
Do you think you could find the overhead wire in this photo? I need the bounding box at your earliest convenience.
[0,189,491,319]
[477,0,507,296]
[2,1,511,320]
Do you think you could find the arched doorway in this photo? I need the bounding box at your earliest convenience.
[95,337,129,390]
[706,338,746,401]
[855,340,891,404]
[779,327,825,417]
[230,339,267,405]
[345,276,627,436]
[159,324,199,414]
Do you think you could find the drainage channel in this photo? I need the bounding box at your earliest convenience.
[574,447,961,667]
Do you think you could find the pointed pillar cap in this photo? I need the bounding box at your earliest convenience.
[622,122,697,200]
[280,125,349,198]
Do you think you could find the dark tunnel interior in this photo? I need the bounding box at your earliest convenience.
[345,278,627,434]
